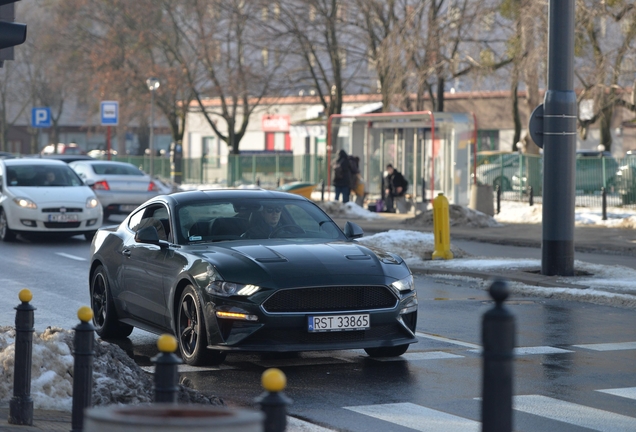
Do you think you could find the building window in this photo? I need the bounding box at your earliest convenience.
[262,6,268,21]
[309,5,316,22]
[203,136,220,168]
[262,48,269,67]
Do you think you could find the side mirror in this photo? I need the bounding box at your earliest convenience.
[135,226,168,248]
[344,221,364,239]
[84,178,95,187]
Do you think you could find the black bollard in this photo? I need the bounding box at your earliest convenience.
[528,186,534,206]
[152,334,182,403]
[256,368,292,432]
[481,279,515,432]
[9,289,36,426]
[496,185,501,215]
[601,187,607,220]
[277,177,281,188]
[257,177,261,187]
[71,306,96,432]
[320,179,325,202]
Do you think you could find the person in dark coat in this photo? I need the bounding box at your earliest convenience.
[332,149,353,203]
[383,163,408,213]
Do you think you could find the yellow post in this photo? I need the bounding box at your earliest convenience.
[432,193,453,260]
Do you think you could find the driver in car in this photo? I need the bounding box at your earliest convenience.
[243,205,284,239]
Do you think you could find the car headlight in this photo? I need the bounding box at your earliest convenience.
[205,281,260,297]
[86,197,99,209]
[13,197,37,209]
[391,274,414,293]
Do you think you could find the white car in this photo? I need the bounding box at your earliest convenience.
[0,159,103,242]
[68,160,166,220]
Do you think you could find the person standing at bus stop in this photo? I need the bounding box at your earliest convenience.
[384,163,408,213]
[332,149,354,203]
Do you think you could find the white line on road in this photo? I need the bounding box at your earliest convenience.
[372,351,464,361]
[416,332,481,349]
[344,402,480,432]
[287,416,338,431]
[468,346,574,355]
[597,387,636,401]
[513,395,636,431]
[572,342,636,351]
[55,252,87,261]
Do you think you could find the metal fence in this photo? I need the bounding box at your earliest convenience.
[476,153,636,208]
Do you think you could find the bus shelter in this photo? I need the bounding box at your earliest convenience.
[327,111,477,208]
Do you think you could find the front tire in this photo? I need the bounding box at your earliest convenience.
[0,208,16,242]
[177,285,227,366]
[90,264,133,338]
[364,344,409,358]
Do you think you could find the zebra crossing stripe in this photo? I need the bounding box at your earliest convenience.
[287,416,337,431]
[597,387,636,400]
[344,402,480,432]
[572,342,636,351]
[415,332,481,349]
[513,395,636,431]
[373,351,464,361]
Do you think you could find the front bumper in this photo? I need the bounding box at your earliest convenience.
[203,289,418,352]
[5,203,102,234]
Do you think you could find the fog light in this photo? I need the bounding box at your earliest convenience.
[87,219,98,227]
[215,311,258,321]
[20,220,36,227]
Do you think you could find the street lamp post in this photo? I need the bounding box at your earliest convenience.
[146,77,160,177]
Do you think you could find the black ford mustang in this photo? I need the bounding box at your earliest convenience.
[89,189,418,365]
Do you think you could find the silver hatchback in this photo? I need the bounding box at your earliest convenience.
[69,160,164,220]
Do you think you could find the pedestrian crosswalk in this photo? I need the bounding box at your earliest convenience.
[341,387,636,432]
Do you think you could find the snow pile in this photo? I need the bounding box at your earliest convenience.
[404,204,502,228]
[0,327,223,412]
[317,201,383,220]
[357,230,469,266]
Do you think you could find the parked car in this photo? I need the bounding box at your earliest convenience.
[0,151,16,159]
[68,160,165,220]
[474,152,520,191]
[88,189,418,365]
[511,150,619,193]
[616,152,636,204]
[40,143,86,155]
[0,159,102,242]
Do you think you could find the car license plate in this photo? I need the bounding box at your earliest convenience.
[308,314,370,332]
[119,205,137,212]
[48,214,79,222]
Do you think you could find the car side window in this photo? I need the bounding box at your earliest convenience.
[128,205,170,242]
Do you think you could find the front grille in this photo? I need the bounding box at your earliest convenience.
[262,285,397,313]
[245,323,402,345]
[44,222,81,229]
[41,207,83,213]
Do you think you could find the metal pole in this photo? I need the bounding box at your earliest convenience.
[9,289,35,426]
[481,279,515,432]
[496,185,501,214]
[602,187,607,220]
[149,89,155,177]
[542,0,577,276]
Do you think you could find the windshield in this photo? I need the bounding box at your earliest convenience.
[175,198,344,244]
[6,164,85,187]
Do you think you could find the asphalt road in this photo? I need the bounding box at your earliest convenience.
[0,219,635,431]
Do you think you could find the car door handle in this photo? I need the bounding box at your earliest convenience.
[122,249,132,257]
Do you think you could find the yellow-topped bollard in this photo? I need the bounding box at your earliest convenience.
[157,334,178,353]
[262,368,286,393]
[432,193,454,260]
[18,289,32,303]
[256,368,292,432]
[77,306,93,323]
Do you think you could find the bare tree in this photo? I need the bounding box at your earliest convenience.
[575,0,636,152]
[162,0,286,155]
[0,62,28,152]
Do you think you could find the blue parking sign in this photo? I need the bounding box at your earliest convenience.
[31,107,51,128]
[101,101,119,126]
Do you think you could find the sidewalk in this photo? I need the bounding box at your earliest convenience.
[0,406,71,431]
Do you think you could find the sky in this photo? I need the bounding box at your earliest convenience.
[1,197,635,423]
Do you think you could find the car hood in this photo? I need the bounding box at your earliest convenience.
[192,240,408,288]
[7,186,96,204]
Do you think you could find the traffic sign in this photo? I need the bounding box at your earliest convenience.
[100,101,119,126]
[31,107,51,128]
